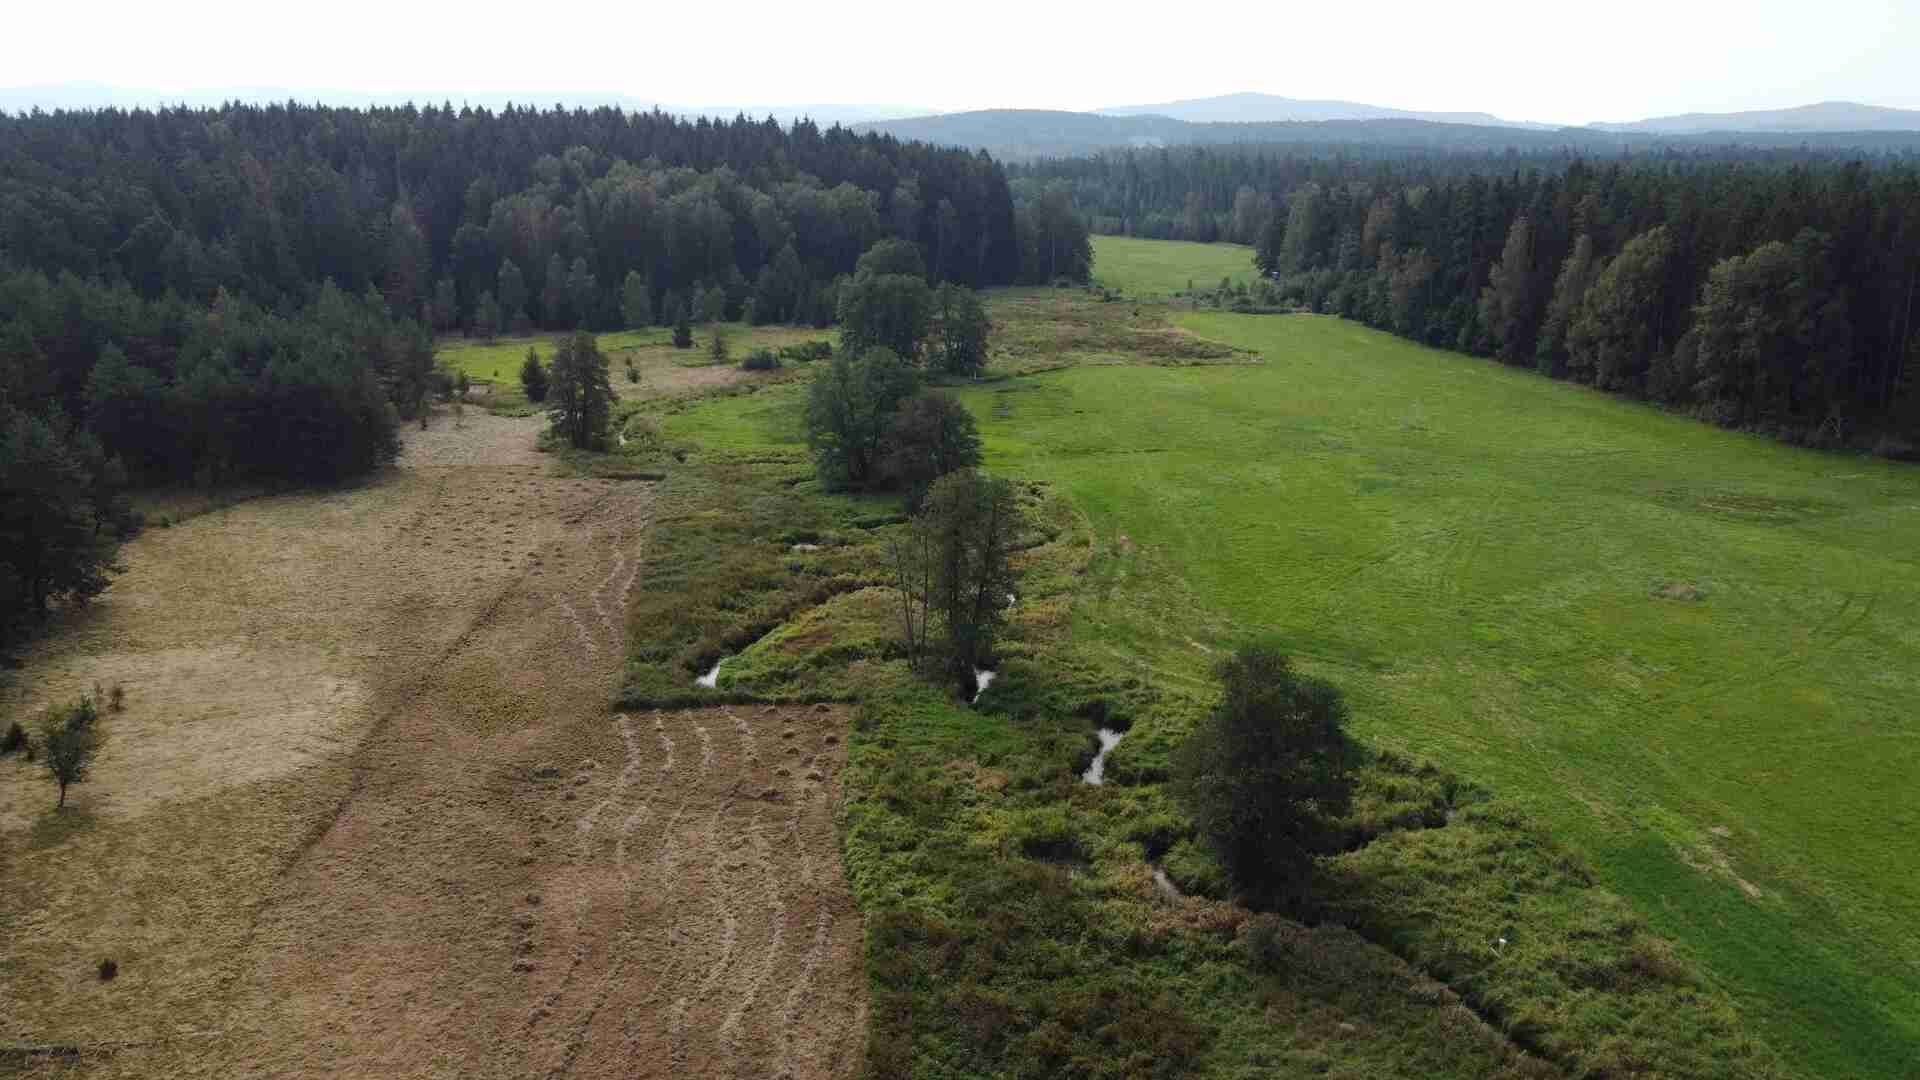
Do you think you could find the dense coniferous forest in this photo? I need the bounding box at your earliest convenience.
[1019,146,1920,446]
[0,102,1056,639]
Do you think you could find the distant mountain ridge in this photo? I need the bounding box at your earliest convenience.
[1096,91,1548,129]
[1591,101,1920,134]
[10,84,1917,156]
[856,108,1920,161]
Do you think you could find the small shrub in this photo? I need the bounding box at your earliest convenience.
[1,720,26,755]
[1872,433,1917,460]
[108,683,125,712]
[708,330,730,363]
[97,957,118,981]
[741,348,781,371]
[625,363,640,383]
[778,340,833,362]
[67,695,99,730]
[1239,914,1293,972]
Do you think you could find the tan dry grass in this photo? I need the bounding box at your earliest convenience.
[1,405,865,1078]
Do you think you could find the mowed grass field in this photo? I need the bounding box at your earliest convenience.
[1091,234,1260,295]
[947,307,1919,1076]
[436,322,830,409]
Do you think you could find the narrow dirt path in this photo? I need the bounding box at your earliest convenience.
[1,410,866,1078]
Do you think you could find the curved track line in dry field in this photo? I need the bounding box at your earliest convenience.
[2,411,866,1079]
[670,796,743,1073]
[720,756,793,1076]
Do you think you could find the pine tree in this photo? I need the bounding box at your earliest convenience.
[1478,215,1538,364]
[545,332,615,450]
[542,253,568,328]
[567,257,598,329]
[498,260,528,329]
[672,302,694,349]
[620,271,653,330]
[1536,235,1599,377]
[474,290,502,340]
[520,347,549,403]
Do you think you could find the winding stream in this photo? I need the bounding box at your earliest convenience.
[1080,728,1125,784]
[970,668,997,704]
[1077,724,1185,898]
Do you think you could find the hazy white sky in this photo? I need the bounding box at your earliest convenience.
[11,0,1918,125]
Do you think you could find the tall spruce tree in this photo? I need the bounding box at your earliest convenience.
[620,271,653,330]
[545,332,615,450]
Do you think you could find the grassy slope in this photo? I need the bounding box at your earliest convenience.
[615,417,1570,1079]
[1090,235,1260,296]
[949,307,1919,1077]
[646,295,1799,1078]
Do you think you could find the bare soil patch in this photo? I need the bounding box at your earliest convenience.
[0,409,865,1078]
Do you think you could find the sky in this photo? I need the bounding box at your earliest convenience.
[8,0,1918,126]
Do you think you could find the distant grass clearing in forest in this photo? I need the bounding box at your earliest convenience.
[1091,234,1259,296]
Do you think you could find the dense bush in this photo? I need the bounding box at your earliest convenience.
[885,390,982,509]
[804,347,921,489]
[740,348,780,371]
[1172,644,1355,908]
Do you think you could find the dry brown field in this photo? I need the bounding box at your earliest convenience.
[1,410,865,1078]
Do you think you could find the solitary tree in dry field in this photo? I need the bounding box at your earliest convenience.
[40,696,102,808]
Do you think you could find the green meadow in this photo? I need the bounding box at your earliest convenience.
[948,305,1920,1076]
[435,322,829,410]
[1091,234,1260,296]
[657,281,1917,1076]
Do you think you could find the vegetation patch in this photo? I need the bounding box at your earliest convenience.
[636,305,1799,1076]
[952,281,1919,1077]
[988,289,1254,372]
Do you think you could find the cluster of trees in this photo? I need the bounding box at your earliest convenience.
[1,271,419,646]
[806,238,997,495]
[1011,142,1920,244]
[809,344,1013,699]
[0,403,134,644]
[806,348,976,492]
[1005,181,1094,283]
[0,102,1052,336]
[890,469,1019,697]
[837,239,992,376]
[2,272,413,487]
[0,104,1061,645]
[803,238,1009,699]
[1249,159,1920,444]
